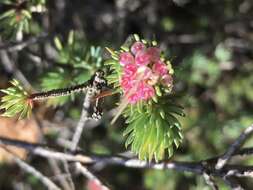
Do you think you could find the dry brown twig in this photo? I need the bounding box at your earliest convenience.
[0,123,253,190]
[1,123,253,189]
[1,146,61,190]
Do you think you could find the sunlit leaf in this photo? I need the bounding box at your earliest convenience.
[0,79,32,119]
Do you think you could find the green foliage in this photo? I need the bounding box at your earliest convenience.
[161,17,175,32]
[145,170,179,190]
[40,31,103,106]
[178,44,253,118]
[0,79,32,119]
[214,44,231,62]
[123,96,184,161]
[185,52,221,87]
[104,52,121,93]
[214,74,253,114]
[40,68,74,106]
[0,0,46,38]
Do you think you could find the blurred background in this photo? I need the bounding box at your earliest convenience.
[0,0,253,189]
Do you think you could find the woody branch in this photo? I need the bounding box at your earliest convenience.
[0,123,252,182]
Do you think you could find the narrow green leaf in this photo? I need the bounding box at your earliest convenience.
[54,37,63,50]
[0,9,15,20]
[68,30,74,46]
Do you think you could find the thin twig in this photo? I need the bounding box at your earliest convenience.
[203,172,219,190]
[70,71,106,151]
[216,124,253,170]
[29,82,90,101]
[69,71,109,189]
[70,89,93,151]
[33,114,75,190]
[62,160,75,190]
[2,136,253,176]
[2,122,253,190]
[48,159,74,190]
[0,48,33,90]
[223,176,244,190]
[2,136,253,175]
[221,165,253,178]
[0,136,93,163]
[1,146,62,190]
[13,157,61,190]
[76,163,110,190]
[0,33,49,52]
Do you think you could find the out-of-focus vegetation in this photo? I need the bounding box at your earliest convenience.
[40,31,103,106]
[0,0,253,189]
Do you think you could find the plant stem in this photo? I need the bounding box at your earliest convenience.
[29,82,90,101]
[215,124,253,170]
[29,71,106,101]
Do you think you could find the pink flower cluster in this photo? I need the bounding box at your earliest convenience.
[119,41,173,104]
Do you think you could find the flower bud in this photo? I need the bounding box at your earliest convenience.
[152,60,168,76]
[146,47,160,62]
[135,50,151,66]
[131,42,146,55]
[119,52,134,65]
[161,74,173,88]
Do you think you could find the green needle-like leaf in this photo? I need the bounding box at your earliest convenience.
[40,31,103,107]
[0,79,32,119]
[123,97,184,162]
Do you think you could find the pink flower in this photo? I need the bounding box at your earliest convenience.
[139,82,155,100]
[119,52,134,66]
[126,82,154,104]
[123,63,137,77]
[146,47,160,62]
[120,69,155,103]
[120,76,133,90]
[118,42,173,104]
[131,42,146,55]
[161,74,173,87]
[152,60,168,76]
[135,50,151,66]
[128,94,139,104]
[121,78,139,103]
[120,58,158,103]
[137,65,152,79]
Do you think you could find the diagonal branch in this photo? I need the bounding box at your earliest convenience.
[48,158,74,190]
[2,147,61,190]
[76,163,110,190]
[14,156,62,190]
[68,70,109,188]
[216,124,253,170]
[227,183,244,190]
[0,45,33,90]
[70,71,106,151]
[70,89,94,151]
[1,123,253,190]
[223,176,244,190]
[2,136,253,176]
[0,33,49,52]
[203,172,219,190]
